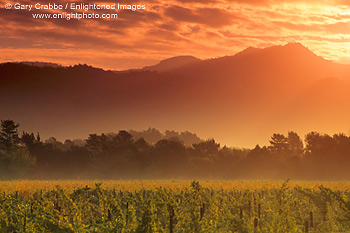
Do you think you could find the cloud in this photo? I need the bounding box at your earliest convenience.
[0,0,349,68]
[273,21,350,35]
[164,5,242,27]
[323,22,350,34]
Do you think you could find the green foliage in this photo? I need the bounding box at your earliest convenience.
[3,118,350,180]
[1,181,350,232]
[0,147,36,178]
[0,120,20,153]
[0,120,36,178]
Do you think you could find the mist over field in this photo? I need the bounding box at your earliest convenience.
[1,117,350,180]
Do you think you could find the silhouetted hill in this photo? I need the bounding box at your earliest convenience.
[234,46,261,57]
[19,61,63,68]
[1,61,63,68]
[143,56,200,73]
[1,43,350,147]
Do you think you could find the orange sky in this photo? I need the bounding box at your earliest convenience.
[0,0,349,69]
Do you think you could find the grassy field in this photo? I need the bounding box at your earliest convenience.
[1,180,350,232]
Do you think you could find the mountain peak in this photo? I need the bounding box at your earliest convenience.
[231,43,316,61]
[235,46,262,57]
[143,56,200,73]
[159,56,199,64]
[237,42,320,63]
[277,42,315,55]
[284,42,305,48]
[283,42,313,52]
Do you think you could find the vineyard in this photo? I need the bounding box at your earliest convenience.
[1,180,350,232]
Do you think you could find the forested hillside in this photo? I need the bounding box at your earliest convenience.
[1,119,350,180]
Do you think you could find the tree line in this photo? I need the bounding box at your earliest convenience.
[1,119,350,180]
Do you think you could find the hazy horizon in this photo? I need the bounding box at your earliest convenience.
[1,42,350,72]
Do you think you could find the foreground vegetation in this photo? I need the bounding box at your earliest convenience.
[1,180,350,232]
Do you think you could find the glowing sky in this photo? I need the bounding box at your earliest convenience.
[0,0,349,69]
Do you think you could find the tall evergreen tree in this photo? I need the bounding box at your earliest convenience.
[0,120,20,152]
[269,133,289,153]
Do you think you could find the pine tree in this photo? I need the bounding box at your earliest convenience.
[0,120,20,152]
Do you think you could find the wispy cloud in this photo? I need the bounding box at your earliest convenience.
[0,0,349,69]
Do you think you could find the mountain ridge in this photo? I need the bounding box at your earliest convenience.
[2,42,337,72]
[143,55,201,73]
[1,43,350,147]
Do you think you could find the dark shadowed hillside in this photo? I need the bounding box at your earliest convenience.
[143,56,201,73]
[1,43,350,147]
